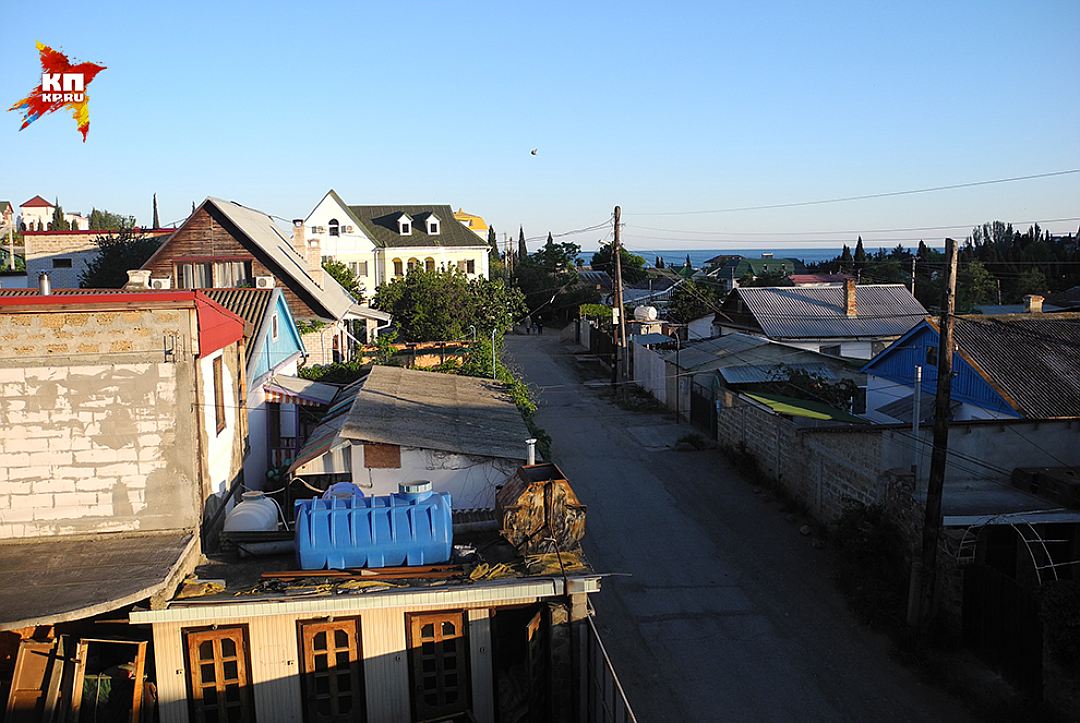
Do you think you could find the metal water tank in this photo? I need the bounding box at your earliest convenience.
[634,305,658,321]
[294,482,453,570]
[223,491,280,532]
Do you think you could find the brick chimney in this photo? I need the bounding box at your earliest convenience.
[306,237,324,288]
[1024,294,1044,314]
[292,219,306,257]
[844,277,857,318]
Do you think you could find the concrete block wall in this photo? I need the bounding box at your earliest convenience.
[0,307,200,538]
[300,322,345,366]
[23,233,99,288]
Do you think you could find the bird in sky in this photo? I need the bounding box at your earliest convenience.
[530,148,538,156]
[8,42,107,142]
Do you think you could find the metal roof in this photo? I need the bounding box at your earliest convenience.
[632,332,677,346]
[950,314,1080,418]
[717,284,926,340]
[346,204,489,250]
[342,366,530,460]
[200,288,275,362]
[719,362,837,385]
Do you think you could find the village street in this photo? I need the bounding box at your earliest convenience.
[504,333,972,723]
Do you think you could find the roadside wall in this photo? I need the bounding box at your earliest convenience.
[631,341,667,405]
[0,307,201,537]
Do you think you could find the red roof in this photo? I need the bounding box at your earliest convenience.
[0,290,245,358]
[21,195,53,208]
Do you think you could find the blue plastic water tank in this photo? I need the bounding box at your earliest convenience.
[295,481,453,570]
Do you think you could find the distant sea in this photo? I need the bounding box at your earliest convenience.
[579,246,941,268]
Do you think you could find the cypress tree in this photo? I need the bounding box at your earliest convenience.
[152,193,160,228]
[518,226,527,259]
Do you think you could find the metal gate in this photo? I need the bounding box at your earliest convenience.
[689,380,716,437]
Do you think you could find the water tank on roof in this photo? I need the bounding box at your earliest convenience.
[223,491,280,532]
[634,305,658,321]
[294,481,453,570]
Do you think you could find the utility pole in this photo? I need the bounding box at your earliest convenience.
[917,236,959,631]
[612,206,628,397]
[910,257,917,296]
[6,226,14,272]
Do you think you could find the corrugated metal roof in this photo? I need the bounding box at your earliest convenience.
[200,288,274,362]
[342,366,530,460]
[718,284,926,340]
[719,362,837,385]
[951,314,1080,418]
[632,333,676,346]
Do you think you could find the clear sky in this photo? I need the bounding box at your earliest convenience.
[2,1,1078,252]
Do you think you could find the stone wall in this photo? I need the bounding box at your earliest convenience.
[0,307,201,537]
[300,322,346,366]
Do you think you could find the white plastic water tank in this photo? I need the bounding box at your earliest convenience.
[223,491,280,532]
[634,305,658,321]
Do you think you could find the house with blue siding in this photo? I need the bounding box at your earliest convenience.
[203,288,338,487]
[862,311,1080,423]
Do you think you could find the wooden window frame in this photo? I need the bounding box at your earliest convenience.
[296,618,366,723]
[182,625,255,723]
[213,355,226,434]
[406,610,470,721]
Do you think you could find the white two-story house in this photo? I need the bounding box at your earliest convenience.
[303,191,491,294]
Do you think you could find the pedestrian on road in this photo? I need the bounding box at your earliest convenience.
[536,319,544,335]
[524,315,532,334]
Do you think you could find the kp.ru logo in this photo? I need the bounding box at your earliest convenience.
[8,42,106,142]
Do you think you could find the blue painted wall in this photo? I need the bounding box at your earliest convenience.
[249,292,305,383]
[862,321,1018,417]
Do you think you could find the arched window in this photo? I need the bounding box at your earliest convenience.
[328,219,340,237]
[424,257,435,272]
[407,258,420,272]
[393,258,404,277]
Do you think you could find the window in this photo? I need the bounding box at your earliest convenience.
[214,261,253,288]
[407,258,420,272]
[213,356,226,434]
[272,313,279,340]
[183,626,255,723]
[427,219,440,235]
[456,260,467,273]
[52,258,72,268]
[399,215,412,235]
[363,443,400,469]
[348,261,368,277]
[820,344,841,356]
[328,218,340,237]
[424,257,436,272]
[926,345,938,366]
[465,260,476,275]
[393,258,404,277]
[407,611,469,720]
[178,262,213,289]
[298,619,366,723]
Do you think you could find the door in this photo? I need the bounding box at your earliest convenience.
[4,640,53,722]
[297,619,366,722]
[183,627,255,723]
[406,611,469,721]
[524,608,546,721]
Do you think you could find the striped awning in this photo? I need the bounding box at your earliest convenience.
[263,376,339,407]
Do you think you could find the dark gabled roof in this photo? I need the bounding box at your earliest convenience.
[347,204,489,249]
[200,288,275,363]
[949,313,1080,418]
[0,201,12,214]
[577,270,613,292]
[716,284,926,340]
[1044,285,1080,309]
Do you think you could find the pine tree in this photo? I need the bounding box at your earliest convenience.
[51,198,68,231]
[545,231,554,250]
[518,226,527,259]
[152,193,160,228]
[917,240,929,259]
[839,244,853,268]
[854,236,867,268]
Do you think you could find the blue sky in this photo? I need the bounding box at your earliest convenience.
[2,1,1078,251]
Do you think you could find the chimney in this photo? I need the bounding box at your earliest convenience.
[525,438,537,465]
[124,269,152,289]
[844,277,857,318]
[292,219,306,256]
[306,237,324,287]
[1024,294,1044,314]
[38,272,51,296]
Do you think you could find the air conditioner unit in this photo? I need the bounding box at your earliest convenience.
[149,277,171,290]
[255,276,275,289]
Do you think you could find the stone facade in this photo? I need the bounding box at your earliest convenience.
[0,303,243,538]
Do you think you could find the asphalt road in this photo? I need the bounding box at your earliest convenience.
[504,333,971,723]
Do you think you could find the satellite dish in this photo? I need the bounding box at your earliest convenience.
[530,148,538,156]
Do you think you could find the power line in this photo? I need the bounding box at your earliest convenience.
[630,168,1080,216]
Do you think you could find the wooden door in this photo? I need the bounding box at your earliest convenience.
[406,612,469,721]
[524,608,546,720]
[4,640,53,722]
[297,619,365,722]
[183,627,255,723]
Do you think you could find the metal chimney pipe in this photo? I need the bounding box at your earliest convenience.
[38,272,51,296]
[525,438,537,465]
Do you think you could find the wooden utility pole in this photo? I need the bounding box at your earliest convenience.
[917,236,959,630]
[612,206,628,393]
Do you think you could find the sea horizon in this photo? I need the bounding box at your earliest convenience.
[579,245,945,268]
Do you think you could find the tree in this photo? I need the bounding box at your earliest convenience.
[79,229,165,288]
[838,244,853,268]
[514,239,592,322]
[486,225,503,279]
[152,193,160,228]
[590,241,647,284]
[518,226,527,260]
[322,258,363,300]
[854,236,867,269]
[738,269,793,287]
[372,269,525,342]
[956,259,997,311]
[1015,268,1048,297]
[51,198,68,231]
[88,208,135,230]
[668,280,718,323]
